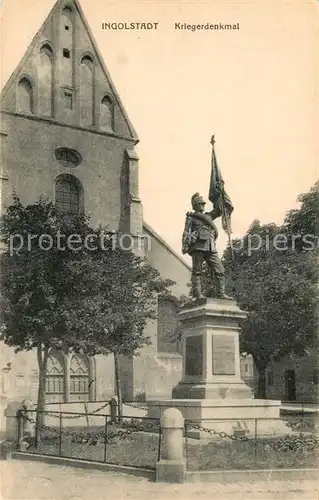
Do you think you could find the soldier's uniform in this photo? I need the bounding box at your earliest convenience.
[182,193,230,299]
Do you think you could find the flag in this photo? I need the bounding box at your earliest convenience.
[208,138,234,233]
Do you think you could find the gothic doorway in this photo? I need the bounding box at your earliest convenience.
[46,351,65,403]
[284,369,296,401]
[70,354,90,402]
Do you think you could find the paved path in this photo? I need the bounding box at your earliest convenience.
[1,460,318,500]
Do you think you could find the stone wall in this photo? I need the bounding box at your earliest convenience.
[238,350,318,402]
[0,113,135,232]
[0,344,39,408]
[265,350,318,402]
[130,353,183,401]
[240,354,257,396]
[1,0,134,138]
[143,222,191,299]
[0,0,140,233]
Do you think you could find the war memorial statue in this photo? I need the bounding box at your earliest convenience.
[149,139,289,453]
[182,136,234,300]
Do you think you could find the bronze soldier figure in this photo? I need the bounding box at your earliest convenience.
[182,192,232,300]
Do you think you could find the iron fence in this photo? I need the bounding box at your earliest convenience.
[16,409,319,472]
[184,415,319,471]
[17,409,161,471]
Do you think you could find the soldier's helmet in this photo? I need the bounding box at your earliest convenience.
[191,192,206,210]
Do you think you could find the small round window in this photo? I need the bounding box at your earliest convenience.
[55,148,82,168]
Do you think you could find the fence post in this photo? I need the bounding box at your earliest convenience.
[156,408,185,483]
[59,413,63,456]
[17,410,24,449]
[21,399,35,441]
[104,415,108,462]
[0,439,13,460]
[254,418,258,464]
[110,396,118,423]
[4,401,26,446]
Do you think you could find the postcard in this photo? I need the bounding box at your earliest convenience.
[0,0,318,499]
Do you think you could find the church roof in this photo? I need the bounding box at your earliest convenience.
[0,0,138,141]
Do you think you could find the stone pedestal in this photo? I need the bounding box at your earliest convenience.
[172,298,252,400]
[148,299,290,438]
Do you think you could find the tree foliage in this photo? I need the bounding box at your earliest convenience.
[223,184,318,398]
[284,181,319,240]
[0,196,174,416]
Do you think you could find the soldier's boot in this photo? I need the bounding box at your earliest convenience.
[191,275,205,300]
[216,276,233,300]
[206,272,218,298]
[206,282,216,298]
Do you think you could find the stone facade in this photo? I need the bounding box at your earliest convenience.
[0,0,190,415]
[265,350,318,403]
[240,354,257,396]
[240,351,318,403]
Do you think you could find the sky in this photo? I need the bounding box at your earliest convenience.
[0,0,318,263]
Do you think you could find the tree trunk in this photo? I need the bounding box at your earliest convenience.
[113,352,122,421]
[256,364,267,399]
[36,345,49,434]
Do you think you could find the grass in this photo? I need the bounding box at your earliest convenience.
[185,415,318,470]
[186,437,318,471]
[29,424,160,470]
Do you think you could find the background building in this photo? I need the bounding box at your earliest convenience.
[240,354,257,396]
[265,350,318,403]
[240,351,318,403]
[2,0,315,417]
[0,0,190,412]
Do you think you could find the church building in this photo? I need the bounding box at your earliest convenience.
[0,0,191,411]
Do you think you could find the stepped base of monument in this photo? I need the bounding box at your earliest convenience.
[147,399,292,438]
[172,380,253,399]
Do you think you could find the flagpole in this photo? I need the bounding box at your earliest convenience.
[222,200,235,261]
[210,135,234,260]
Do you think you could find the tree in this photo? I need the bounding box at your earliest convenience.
[0,196,107,425]
[284,181,319,242]
[0,196,174,422]
[223,211,317,398]
[62,243,174,417]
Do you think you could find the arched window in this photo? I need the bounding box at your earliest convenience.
[39,44,53,116]
[55,175,81,214]
[61,7,73,86]
[70,354,90,401]
[80,55,94,127]
[100,95,114,131]
[17,78,33,114]
[46,350,65,403]
[157,297,179,353]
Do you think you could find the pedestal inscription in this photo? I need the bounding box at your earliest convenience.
[185,336,203,376]
[212,335,236,375]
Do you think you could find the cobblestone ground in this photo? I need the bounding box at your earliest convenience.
[1,461,318,500]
